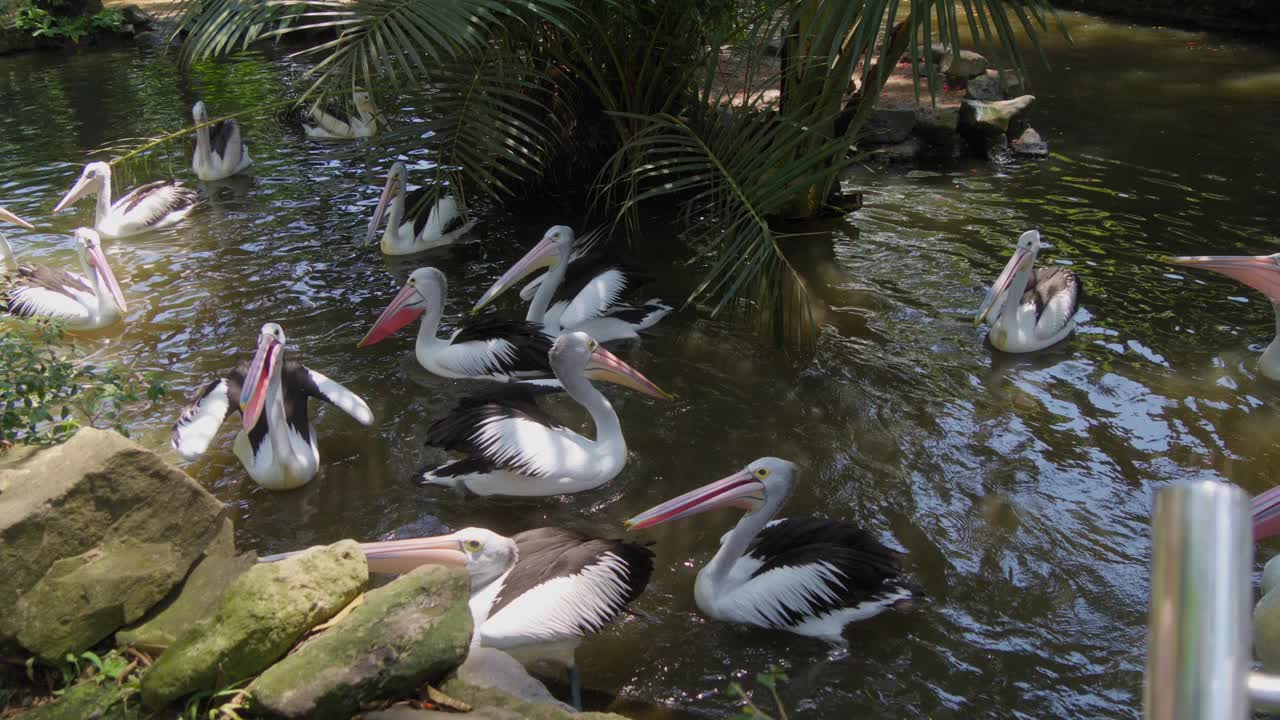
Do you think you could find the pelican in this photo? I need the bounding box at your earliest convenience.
[473,225,672,343]
[1164,253,1280,381]
[303,90,378,140]
[53,162,201,239]
[2,228,126,330]
[417,331,671,496]
[191,101,253,181]
[365,162,476,255]
[357,267,553,382]
[974,229,1080,353]
[627,457,920,642]
[171,322,374,491]
[261,527,653,709]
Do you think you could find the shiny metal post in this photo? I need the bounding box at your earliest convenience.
[1145,481,1252,720]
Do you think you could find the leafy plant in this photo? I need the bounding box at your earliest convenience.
[727,667,790,720]
[13,0,123,40]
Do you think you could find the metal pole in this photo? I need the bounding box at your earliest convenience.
[1145,481,1253,720]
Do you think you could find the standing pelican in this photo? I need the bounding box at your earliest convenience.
[417,331,671,496]
[53,162,201,239]
[365,162,476,254]
[357,267,553,382]
[2,228,126,330]
[627,457,919,642]
[191,101,253,181]
[260,526,653,709]
[171,322,374,491]
[974,230,1080,353]
[1164,253,1280,381]
[303,90,378,140]
[473,226,672,343]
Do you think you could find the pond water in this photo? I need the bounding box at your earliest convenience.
[2,10,1280,719]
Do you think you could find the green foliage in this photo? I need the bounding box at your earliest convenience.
[727,667,791,720]
[0,318,167,448]
[181,681,250,720]
[12,0,123,41]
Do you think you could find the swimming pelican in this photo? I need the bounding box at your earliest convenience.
[171,322,374,491]
[261,526,653,709]
[365,162,476,255]
[473,225,672,343]
[417,331,671,496]
[2,228,126,330]
[974,230,1080,353]
[627,457,919,642]
[303,90,378,140]
[357,267,553,382]
[53,162,201,239]
[1164,253,1280,381]
[191,101,253,181]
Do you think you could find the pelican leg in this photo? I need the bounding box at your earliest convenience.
[568,665,582,710]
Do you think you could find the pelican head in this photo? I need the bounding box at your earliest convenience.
[365,161,408,244]
[472,225,575,313]
[192,100,208,123]
[551,331,672,400]
[353,90,377,118]
[54,161,111,213]
[0,207,33,229]
[368,527,516,588]
[626,457,798,530]
[975,229,1041,326]
[73,228,126,313]
[357,266,443,348]
[1164,253,1280,303]
[241,322,287,431]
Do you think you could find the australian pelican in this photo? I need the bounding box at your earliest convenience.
[974,230,1081,353]
[417,331,671,496]
[1165,253,1280,381]
[365,162,476,254]
[2,228,126,330]
[191,101,253,181]
[473,225,672,343]
[627,457,919,643]
[263,526,653,709]
[53,161,201,239]
[303,90,378,140]
[357,267,553,382]
[171,322,374,491]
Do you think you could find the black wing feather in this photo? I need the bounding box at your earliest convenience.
[452,316,554,375]
[557,252,653,303]
[3,265,91,316]
[1023,266,1080,320]
[208,118,238,159]
[425,384,565,475]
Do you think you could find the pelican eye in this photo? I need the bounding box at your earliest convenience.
[754,468,769,479]
[463,539,482,552]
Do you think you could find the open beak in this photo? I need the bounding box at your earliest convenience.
[626,469,765,530]
[258,535,468,574]
[87,241,127,312]
[1255,486,1280,542]
[975,246,1034,326]
[365,174,400,244]
[357,282,424,348]
[585,344,673,400]
[240,332,282,431]
[472,234,560,314]
[0,208,33,228]
[1163,255,1280,302]
[53,174,96,213]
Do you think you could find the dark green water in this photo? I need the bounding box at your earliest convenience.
[2,11,1280,719]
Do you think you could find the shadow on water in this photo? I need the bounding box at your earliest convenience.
[3,9,1280,718]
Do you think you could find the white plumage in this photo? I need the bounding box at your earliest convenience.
[53,162,201,239]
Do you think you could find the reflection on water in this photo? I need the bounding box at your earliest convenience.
[3,11,1280,719]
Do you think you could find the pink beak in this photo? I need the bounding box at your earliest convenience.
[0,208,33,228]
[1165,255,1280,302]
[472,232,560,314]
[585,343,673,400]
[259,535,469,574]
[240,333,281,431]
[357,282,425,348]
[626,469,764,530]
[1255,486,1280,542]
[87,241,127,312]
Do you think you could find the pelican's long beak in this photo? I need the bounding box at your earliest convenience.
[1256,486,1280,542]
[975,246,1035,326]
[240,331,282,431]
[585,344,673,400]
[365,173,400,244]
[0,208,33,228]
[86,240,127,312]
[472,233,560,314]
[53,173,97,213]
[357,281,424,348]
[1164,255,1280,302]
[626,469,765,530]
[258,535,469,574]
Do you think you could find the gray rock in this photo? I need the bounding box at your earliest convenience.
[0,428,226,661]
[1264,555,1280,595]
[16,679,144,720]
[929,44,990,79]
[456,648,575,712]
[140,540,368,709]
[248,565,472,720]
[862,107,916,145]
[868,136,923,163]
[359,679,632,720]
[999,68,1027,97]
[119,4,155,28]
[959,95,1035,136]
[912,106,959,146]
[1011,127,1049,157]
[966,70,1002,102]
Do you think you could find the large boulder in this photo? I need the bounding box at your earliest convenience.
[140,540,367,709]
[912,106,960,146]
[16,680,148,720]
[966,70,1003,102]
[360,680,632,720]
[248,565,473,720]
[0,428,227,661]
[862,107,916,145]
[959,95,1035,137]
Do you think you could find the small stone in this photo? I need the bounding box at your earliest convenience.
[999,68,1027,97]
[966,70,1002,102]
[1011,127,1049,157]
[862,107,916,145]
[455,648,574,712]
[119,5,155,28]
[942,48,990,79]
[959,95,1035,137]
